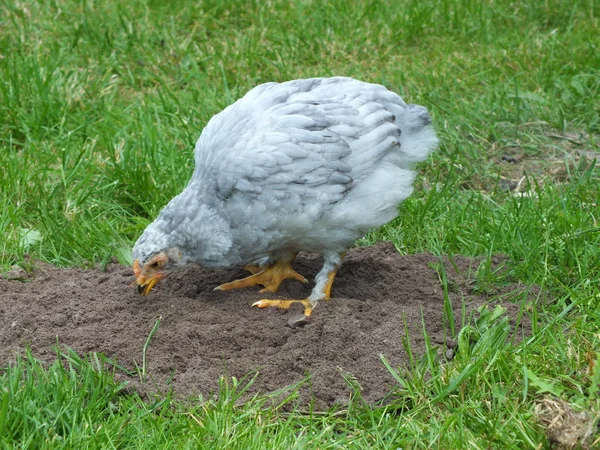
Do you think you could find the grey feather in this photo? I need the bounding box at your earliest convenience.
[133,76,438,273]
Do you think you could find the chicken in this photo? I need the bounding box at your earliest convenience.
[132,77,438,316]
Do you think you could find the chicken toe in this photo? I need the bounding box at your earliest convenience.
[215,260,307,293]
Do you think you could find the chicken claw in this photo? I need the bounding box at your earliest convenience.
[252,299,314,317]
[215,261,308,293]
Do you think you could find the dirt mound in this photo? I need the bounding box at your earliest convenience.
[0,242,526,407]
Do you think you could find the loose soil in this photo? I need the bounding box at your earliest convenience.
[0,242,529,408]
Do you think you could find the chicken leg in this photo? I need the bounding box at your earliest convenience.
[214,259,308,293]
[253,252,343,317]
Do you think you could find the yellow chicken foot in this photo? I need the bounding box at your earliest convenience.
[215,260,308,293]
[253,299,314,316]
[252,265,339,317]
[243,264,261,275]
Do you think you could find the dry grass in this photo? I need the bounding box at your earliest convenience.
[536,397,598,449]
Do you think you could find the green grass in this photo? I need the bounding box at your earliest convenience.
[1,0,599,447]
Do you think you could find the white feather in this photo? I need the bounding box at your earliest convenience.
[134,76,438,284]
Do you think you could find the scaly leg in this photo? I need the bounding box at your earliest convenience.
[215,259,307,293]
[243,264,261,275]
[253,252,343,317]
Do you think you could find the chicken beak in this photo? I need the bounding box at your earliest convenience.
[133,259,162,296]
[137,275,162,296]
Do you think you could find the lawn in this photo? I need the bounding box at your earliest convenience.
[1,0,599,448]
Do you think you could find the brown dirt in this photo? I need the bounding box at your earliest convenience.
[0,242,529,408]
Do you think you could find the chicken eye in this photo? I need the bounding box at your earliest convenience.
[151,261,160,268]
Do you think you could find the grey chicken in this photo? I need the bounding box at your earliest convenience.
[133,77,437,316]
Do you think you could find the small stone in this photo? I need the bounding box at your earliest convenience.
[501,153,524,163]
[287,314,310,328]
[445,348,455,360]
[3,265,29,281]
[52,313,68,327]
[11,321,18,330]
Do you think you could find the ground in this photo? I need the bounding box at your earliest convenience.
[1,0,599,447]
[1,242,527,408]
